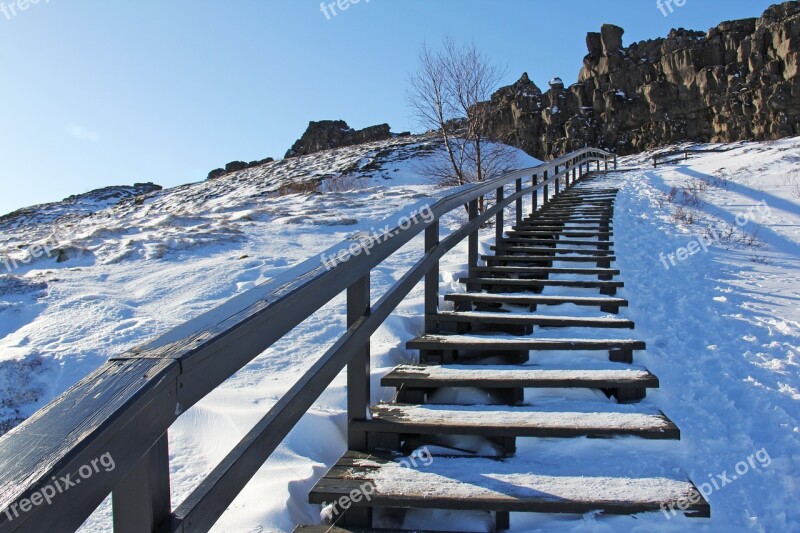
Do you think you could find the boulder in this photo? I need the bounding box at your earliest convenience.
[285,120,393,158]
[601,24,625,55]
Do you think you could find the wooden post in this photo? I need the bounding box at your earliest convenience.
[468,199,479,271]
[604,156,609,173]
[495,187,504,244]
[425,221,439,334]
[555,164,562,195]
[543,170,549,205]
[572,160,577,185]
[113,433,171,533]
[347,274,370,452]
[614,155,618,170]
[515,178,523,226]
[531,175,538,215]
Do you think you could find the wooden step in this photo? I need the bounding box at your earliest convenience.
[355,403,680,439]
[433,311,634,329]
[491,245,613,255]
[295,527,445,533]
[445,293,628,313]
[309,452,710,518]
[500,238,614,247]
[510,226,611,233]
[471,266,620,276]
[522,212,611,224]
[482,255,615,264]
[382,364,659,390]
[508,231,613,238]
[462,277,623,295]
[407,334,645,354]
[515,221,612,227]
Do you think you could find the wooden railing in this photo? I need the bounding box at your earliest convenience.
[653,147,733,167]
[0,148,616,532]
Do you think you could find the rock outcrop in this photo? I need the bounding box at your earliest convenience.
[285,120,393,158]
[206,157,275,180]
[486,1,800,159]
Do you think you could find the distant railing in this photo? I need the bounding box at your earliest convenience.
[0,147,616,532]
[653,147,733,167]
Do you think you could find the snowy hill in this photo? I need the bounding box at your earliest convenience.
[1,136,799,531]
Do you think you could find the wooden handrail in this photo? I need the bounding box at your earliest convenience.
[0,147,616,532]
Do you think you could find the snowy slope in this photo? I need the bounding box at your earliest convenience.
[1,136,798,532]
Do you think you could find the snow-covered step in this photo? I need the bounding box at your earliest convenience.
[461,277,623,295]
[482,254,616,264]
[309,452,710,518]
[508,225,612,233]
[444,292,628,313]
[432,311,634,329]
[471,265,620,277]
[508,230,614,238]
[292,525,444,533]
[490,245,613,255]
[407,334,646,364]
[382,364,658,391]
[355,403,679,439]
[499,237,613,248]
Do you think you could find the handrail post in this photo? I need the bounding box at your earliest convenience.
[579,159,584,182]
[495,187,504,245]
[555,164,562,195]
[515,178,523,226]
[112,433,171,533]
[425,221,440,334]
[605,155,609,173]
[468,198,479,273]
[571,159,577,186]
[614,154,618,170]
[531,175,538,215]
[347,274,370,453]
[542,170,549,206]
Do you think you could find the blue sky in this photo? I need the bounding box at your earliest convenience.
[0,0,781,216]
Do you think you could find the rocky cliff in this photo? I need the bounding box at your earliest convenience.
[285,120,394,158]
[486,1,800,159]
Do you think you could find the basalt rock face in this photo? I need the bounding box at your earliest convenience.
[486,2,800,159]
[285,120,393,158]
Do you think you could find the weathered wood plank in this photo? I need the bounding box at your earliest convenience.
[0,359,179,533]
[382,364,659,390]
[355,404,680,439]
[308,453,710,518]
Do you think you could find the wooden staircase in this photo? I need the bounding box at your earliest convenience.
[299,173,709,531]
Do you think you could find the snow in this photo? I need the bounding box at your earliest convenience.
[0,135,798,531]
[373,402,673,431]
[366,457,699,504]
[393,363,654,382]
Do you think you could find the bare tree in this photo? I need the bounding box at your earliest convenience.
[408,39,515,212]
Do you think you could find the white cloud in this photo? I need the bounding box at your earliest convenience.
[66,124,100,142]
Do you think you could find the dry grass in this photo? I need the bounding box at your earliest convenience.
[276,180,319,196]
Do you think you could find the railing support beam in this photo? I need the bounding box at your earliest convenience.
[543,170,549,206]
[531,175,538,215]
[425,221,440,334]
[495,187,504,246]
[347,274,371,453]
[555,164,562,195]
[112,433,171,533]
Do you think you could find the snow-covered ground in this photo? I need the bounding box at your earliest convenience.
[0,136,798,532]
